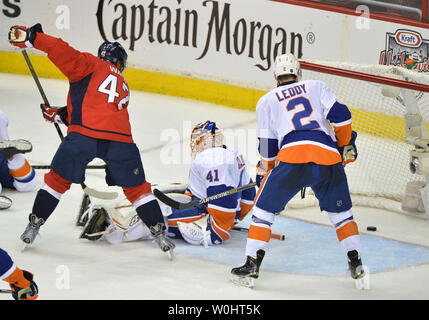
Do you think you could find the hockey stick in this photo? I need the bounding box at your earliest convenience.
[21,49,117,200]
[232,226,286,241]
[0,289,12,294]
[32,164,106,170]
[153,182,257,210]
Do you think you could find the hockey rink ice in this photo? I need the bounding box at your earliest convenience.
[1,72,429,300]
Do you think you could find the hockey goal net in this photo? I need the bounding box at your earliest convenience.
[286,59,429,218]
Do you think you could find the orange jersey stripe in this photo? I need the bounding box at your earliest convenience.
[248,225,272,242]
[210,221,231,241]
[336,221,359,242]
[9,160,32,178]
[4,267,30,287]
[167,214,206,227]
[276,144,342,165]
[253,169,273,206]
[207,207,236,231]
[333,123,352,147]
[238,202,253,221]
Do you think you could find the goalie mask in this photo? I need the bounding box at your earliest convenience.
[190,121,224,156]
[274,53,301,81]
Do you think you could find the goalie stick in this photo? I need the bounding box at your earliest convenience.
[21,49,117,200]
[153,182,257,210]
[32,164,106,170]
[232,226,286,241]
[0,289,12,294]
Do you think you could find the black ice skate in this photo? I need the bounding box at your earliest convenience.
[230,249,265,288]
[0,139,32,160]
[149,222,176,260]
[80,207,110,241]
[21,213,45,250]
[347,250,370,290]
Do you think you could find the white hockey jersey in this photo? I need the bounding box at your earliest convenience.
[185,147,255,239]
[256,80,352,165]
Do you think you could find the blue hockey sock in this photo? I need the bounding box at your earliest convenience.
[31,189,60,221]
[135,199,165,229]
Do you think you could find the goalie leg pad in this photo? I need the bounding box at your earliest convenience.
[177,216,210,247]
[80,207,110,241]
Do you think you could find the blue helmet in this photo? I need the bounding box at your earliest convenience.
[97,41,128,72]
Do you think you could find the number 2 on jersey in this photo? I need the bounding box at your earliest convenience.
[286,96,320,130]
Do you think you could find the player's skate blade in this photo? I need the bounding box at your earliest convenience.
[347,250,370,290]
[150,223,176,260]
[230,275,255,288]
[353,266,370,290]
[230,250,265,289]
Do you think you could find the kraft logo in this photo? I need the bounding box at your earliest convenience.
[394,30,422,48]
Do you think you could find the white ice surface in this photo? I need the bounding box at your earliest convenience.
[1,72,429,300]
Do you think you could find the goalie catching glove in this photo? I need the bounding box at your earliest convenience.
[8,23,43,48]
[338,131,358,166]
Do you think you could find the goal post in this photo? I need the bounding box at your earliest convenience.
[285,59,429,218]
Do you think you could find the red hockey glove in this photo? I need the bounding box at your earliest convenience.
[40,104,64,124]
[8,23,43,48]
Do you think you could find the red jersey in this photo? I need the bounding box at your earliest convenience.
[34,34,133,143]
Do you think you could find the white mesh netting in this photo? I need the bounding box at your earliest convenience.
[285,60,429,217]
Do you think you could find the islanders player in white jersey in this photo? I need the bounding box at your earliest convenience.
[0,110,37,198]
[0,247,38,300]
[230,54,368,289]
[79,121,256,247]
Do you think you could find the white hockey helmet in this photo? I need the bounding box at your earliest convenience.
[274,53,301,81]
[190,121,224,155]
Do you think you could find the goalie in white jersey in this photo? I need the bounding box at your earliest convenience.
[78,121,256,247]
[231,54,369,289]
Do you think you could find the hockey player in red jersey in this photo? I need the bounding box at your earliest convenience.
[8,23,175,257]
[0,248,38,300]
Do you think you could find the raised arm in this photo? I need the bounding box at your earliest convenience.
[9,24,98,82]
